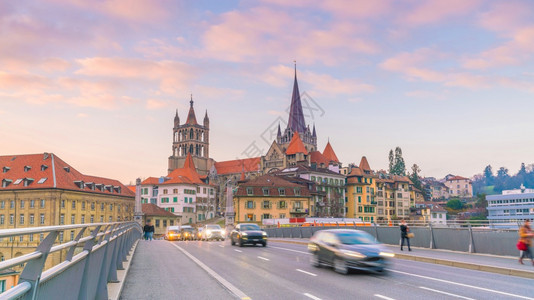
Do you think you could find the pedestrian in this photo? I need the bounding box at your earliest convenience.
[518,219,534,265]
[400,219,411,251]
[143,221,155,241]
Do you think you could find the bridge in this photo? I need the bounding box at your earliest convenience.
[0,222,533,300]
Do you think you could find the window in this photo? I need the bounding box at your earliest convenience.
[101,203,105,210]
[247,187,253,195]
[279,213,286,218]
[59,232,63,242]
[29,214,34,225]
[40,214,45,224]
[90,215,94,223]
[0,201,3,209]
[262,188,269,196]
[173,189,178,194]
[170,220,174,226]
[59,200,63,208]
[71,214,75,224]
[82,201,86,210]
[110,204,113,211]
[156,219,160,227]
[81,215,85,224]
[173,197,178,203]
[40,199,45,208]
[19,236,23,242]
[163,220,167,227]
[109,216,112,222]
[72,201,76,209]
[71,231,75,241]
[60,214,64,225]
[263,200,270,209]
[9,214,14,225]
[163,189,168,194]
[19,214,24,225]
[294,188,301,196]
[91,202,95,210]
[246,201,254,209]
[262,214,270,220]
[358,196,361,203]
[10,201,14,209]
[20,200,25,209]
[100,215,104,223]
[279,188,285,196]
[29,234,33,242]
[279,201,287,209]
[0,215,3,225]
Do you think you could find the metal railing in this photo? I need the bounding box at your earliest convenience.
[0,222,142,300]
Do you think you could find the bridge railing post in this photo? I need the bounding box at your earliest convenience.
[429,222,435,249]
[468,224,476,253]
[95,224,118,300]
[20,230,59,300]
[77,225,102,300]
[66,227,87,261]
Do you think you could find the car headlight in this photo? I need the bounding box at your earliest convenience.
[206,230,212,235]
[340,249,365,258]
[262,232,267,236]
[308,244,318,251]
[379,252,395,258]
[221,230,226,236]
[241,232,248,236]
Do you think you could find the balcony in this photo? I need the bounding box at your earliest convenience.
[290,208,307,214]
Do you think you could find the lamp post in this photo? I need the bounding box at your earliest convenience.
[225,179,235,227]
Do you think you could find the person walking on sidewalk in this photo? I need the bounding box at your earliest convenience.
[400,219,411,251]
[143,221,155,241]
[518,219,534,265]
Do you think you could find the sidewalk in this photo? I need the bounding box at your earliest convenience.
[269,238,534,279]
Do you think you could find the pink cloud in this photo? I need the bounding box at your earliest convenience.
[477,1,534,34]
[146,99,169,110]
[400,0,482,26]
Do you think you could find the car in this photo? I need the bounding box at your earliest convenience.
[201,224,225,241]
[195,227,203,240]
[181,227,196,241]
[307,229,394,275]
[230,223,267,247]
[165,229,181,241]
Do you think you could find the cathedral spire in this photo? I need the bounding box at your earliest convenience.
[174,109,180,127]
[287,61,306,133]
[186,94,197,125]
[277,122,282,138]
[312,123,316,137]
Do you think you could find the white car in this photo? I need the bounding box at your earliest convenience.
[201,224,225,241]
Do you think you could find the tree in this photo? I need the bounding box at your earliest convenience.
[409,164,422,190]
[483,165,494,186]
[388,149,394,174]
[388,146,406,176]
[494,167,510,192]
[446,199,464,210]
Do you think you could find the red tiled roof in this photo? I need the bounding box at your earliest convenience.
[126,185,136,193]
[0,153,135,197]
[310,151,329,166]
[447,176,470,181]
[165,153,203,184]
[286,132,308,155]
[359,156,371,172]
[348,166,363,177]
[214,157,261,175]
[322,142,339,162]
[141,177,160,185]
[142,203,178,217]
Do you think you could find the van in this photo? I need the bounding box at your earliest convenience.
[165,226,181,241]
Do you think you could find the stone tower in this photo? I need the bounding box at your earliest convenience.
[168,96,211,175]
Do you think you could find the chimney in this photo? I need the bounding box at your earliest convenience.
[43,152,49,160]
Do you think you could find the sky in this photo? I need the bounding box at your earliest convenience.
[2,0,534,184]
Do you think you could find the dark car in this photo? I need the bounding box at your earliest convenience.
[230,223,267,247]
[308,229,394,274]
[181,227,196,241]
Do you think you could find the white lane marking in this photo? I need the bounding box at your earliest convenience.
[304,292,322,300]
[219,245,224,248]
[419,286,475,300]
[170,243,250,300]
[234,249,243,253]
[374,294,396,300]
[270,246,311,255]
[296,269,317,277]
[257,256,270,261]
[389,269,532,299]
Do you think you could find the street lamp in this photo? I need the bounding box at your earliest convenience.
[225,179,235,227]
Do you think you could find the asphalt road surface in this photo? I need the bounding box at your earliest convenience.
[121,239,534,300]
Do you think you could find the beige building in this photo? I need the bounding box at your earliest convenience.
[233,175,312,223]
[444,175,472,198]
[0,153,135,270]
[142,203,180,238]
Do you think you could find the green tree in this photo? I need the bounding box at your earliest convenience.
[388,146,406,176]
[408,164,422,190]
[483,165,494,185]
[446,199,464,210]
[388,149,394,174]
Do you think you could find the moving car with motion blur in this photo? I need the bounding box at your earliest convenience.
[164,226,181,241]
[181,227,196,241]
[200,224,225,241]
[195,227,203,240]
[230,223,267,247]
[308,229,394,274]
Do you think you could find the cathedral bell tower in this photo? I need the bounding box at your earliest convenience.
[168,95,211,175]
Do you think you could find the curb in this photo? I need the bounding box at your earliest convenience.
[269,239,534,279]
[108,239,140,300]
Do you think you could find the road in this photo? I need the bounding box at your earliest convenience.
[121,239,534,300]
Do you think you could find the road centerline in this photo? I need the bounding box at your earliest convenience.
[235,249,243,253]
[296,269,317,277]
[419,286,475,300]
[304,292,322,300]
[269,245,311,255]
[257,256,270,261]
[374,294,396,300]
